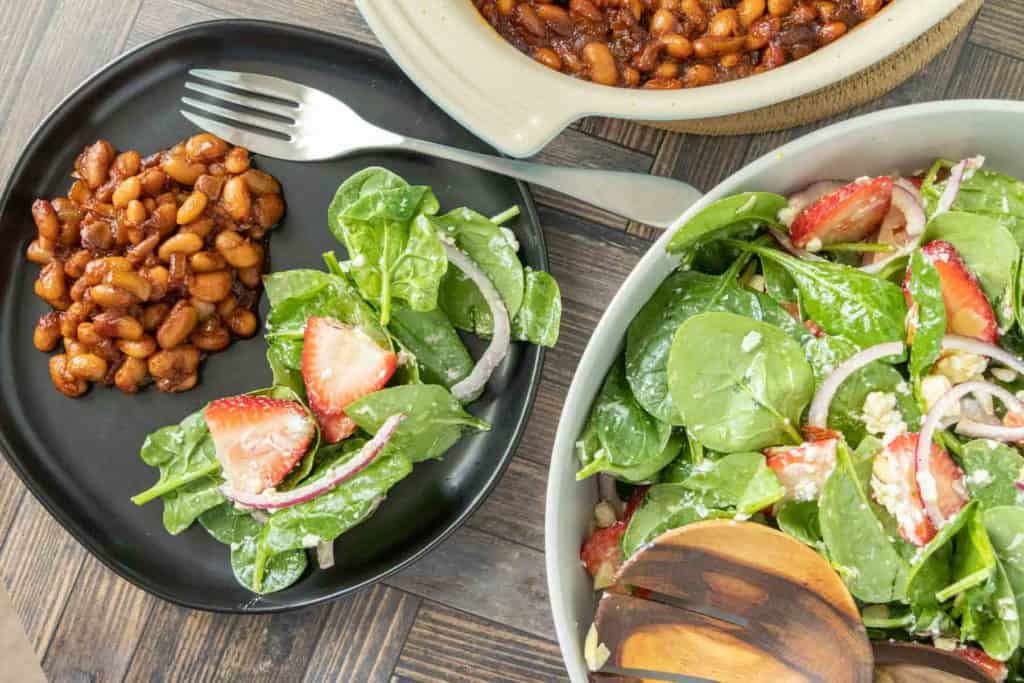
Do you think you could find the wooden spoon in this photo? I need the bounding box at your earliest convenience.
[589,520,993,682]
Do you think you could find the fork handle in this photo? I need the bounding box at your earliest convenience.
[397,137,701,230]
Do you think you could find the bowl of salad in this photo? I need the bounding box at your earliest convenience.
[546,99,1024,682]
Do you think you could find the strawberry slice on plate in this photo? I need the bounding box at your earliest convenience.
[302,316,397,443]
[581,521,627,591]
[789,176,893,249]
[916,240,998,343]
[951,647,1008,681]
[764,437,838,502]
[870,433,967,546]
[204,395,316,495]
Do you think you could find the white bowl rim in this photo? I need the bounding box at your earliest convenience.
[356,0,966,157]
[543,98,1024,682]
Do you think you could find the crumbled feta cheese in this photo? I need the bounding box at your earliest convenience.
[805,237,823,252]
[967,468,993,488]
[992,366,1018,383]
[933,637,958,651]
[934,351,988,384]
[740,331,762,352]
[777,206,798,227]
[593,501,617,529]
[861,391,906,438]
[584,624,611,672]
[920,374,960,420]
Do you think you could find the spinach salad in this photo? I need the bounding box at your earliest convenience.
[131,167,561,595]
[579,158,1024,679]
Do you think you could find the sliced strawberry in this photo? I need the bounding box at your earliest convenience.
[917,241,998,343]
[764,438,838,502]
[907,176,924,189]
[790,176,893,249]
[581,521,626,590]
[302,316,397,443]
[801,426,841,442]
[623,486,648,520]
[204,395,316,494]
[952,647,1008,681]
[870,433,967,546]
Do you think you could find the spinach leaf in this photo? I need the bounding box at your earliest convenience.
[666,192,786,255]
[760,256,799,307]
[346,385,489,463]
[681,452,784,515]
[434,208,525,335]
[819,442,908,603]
[335,183,445,325]
[621,484,731,558]
[626,268,807,424]
[906,250,947,380]
[576,422,682,484]
[199,502,262,544]
[255,451,413,589]
[327,167,413,223]
[132,410,225,534]
[940,503,997,603]
[776,500,825,552]
[592,360,672,470]
[984,506,1024,646]
[232,536,308,595]
[960,559,1020,662]
[925,167,1024,246]
[658,437,696,483]
[802,335,860,387]
[962,440,1024,509]
[926,212,1019,328]
[826,352,919,448]
[388,305,473,389]
[731,241,907,348]
[513,268,561,347]
[668,312,813,452]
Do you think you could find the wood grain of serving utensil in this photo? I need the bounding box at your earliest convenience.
[589,520,994,683]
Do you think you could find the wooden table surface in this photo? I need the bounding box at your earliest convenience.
[0,1,1020,681]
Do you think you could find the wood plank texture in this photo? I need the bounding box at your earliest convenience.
[0,0,1019,681]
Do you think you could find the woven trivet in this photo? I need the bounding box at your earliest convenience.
[642,0,984,136]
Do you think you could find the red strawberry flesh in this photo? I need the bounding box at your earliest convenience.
[302,316,397,443]
[790,177,893,249]
[917,240,998,343]
[204,395,315,495]
[764,438,837,502]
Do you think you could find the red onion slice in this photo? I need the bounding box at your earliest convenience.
[956,418,1024,442]
[935,156,985,216]
[444,242,511,403]
[768,227,826,262]
[941,335,1024,375]
[894,177,924,207]
[859,185,926,274]
[808,342,906,428]
[918,381,1019,526]
[222,414,404,510]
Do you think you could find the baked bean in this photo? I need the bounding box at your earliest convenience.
[161,156,206,185]
[683,63,717,87]
[693,35,746,58]
[106,269,152,302]
[216,295,238,318]
[622,66,641,87]
[115,357,148,393]
[157,301,199,349]
[77,322,102,347]
[191,298,216,322]
[158,232,204,262]
[176,190,208,225]
[68,353,108,382]
[768,0,794,15]
[583,42,617,85]
[80,218,113,250]
[226,308,258,338]
[535,3,572,35]
[661,33,693,59]
[61,302,93,338]
[185,133,229,162]
[32,200,60,241]
[190,251,227,273]
[76,140,115,189]
[649,8,677,36]
[180,217,214,239]
[191,318,231,352]
[139,168,167,196]
[26,238,55,264]
[64,338,87,358]
[819,20,847,43]
[569,0,603,23]
[33,313,61,352]
[93,311,144,340]
[254,194,285,229]
[238,266,262,289]
[221,177,251,221]
[533,47,562,71]
[223,147,249,174]
[118,335,157,359]
[148,344,200,380]
[142,303,170,332]
[112,150,141,179]
[112,176,141,208]
[709,9,740,36]
[35,261,68,309]
[189,270,233,303]
[49,354,88,397]
[194,174,225,200]
[215,231,261,268]
[737,0,766,27]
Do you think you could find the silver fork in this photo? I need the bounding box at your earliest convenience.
[179,69,701,229]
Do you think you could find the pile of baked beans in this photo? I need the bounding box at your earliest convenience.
[474,0,892,89]
[27,134,284,397]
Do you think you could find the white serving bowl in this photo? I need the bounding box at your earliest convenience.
[357,0,965,158]
[544,99,1024,682]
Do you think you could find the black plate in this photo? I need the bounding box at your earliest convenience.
[0,20,545,613]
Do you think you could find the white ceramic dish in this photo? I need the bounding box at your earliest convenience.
[357,0,965,158]
[543,99,1024,682]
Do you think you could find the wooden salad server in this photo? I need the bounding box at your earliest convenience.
[588,520,994,682]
